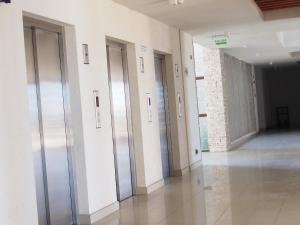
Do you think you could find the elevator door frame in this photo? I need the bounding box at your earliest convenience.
[106,40,137,200]
[24,19,77,225]
[154,53,173,178]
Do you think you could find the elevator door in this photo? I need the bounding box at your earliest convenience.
[106,42,134,201]
[24,27,75,225]
[155,55,170,178]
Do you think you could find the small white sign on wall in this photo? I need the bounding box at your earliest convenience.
[175,64,179,78]
[82,44,90,64]
[140,45,147,53]
[140,57,145,73]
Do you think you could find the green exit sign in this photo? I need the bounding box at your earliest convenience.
[213,35,229,46]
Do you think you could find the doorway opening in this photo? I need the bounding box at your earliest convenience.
[106,40,136,201]
[154,54,172,179]
[24,20,76,225]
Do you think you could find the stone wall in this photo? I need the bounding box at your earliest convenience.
[203,48,229,151]
[222,53,258,148]
[200,48,258,152]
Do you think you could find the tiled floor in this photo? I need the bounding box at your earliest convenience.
[93,131,300,225]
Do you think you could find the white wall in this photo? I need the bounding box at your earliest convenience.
[180,32,202,165]
[0,1,196,225]
[0,6,39,225]
[163,30,190,175]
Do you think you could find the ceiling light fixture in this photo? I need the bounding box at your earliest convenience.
[169,0,184,5]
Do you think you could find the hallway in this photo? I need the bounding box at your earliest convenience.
[204,131,300,225]
[94,131,300,225]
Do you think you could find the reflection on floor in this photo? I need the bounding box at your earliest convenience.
[93,131,300,225]
[204,131,300,225]
[92,168,207,225]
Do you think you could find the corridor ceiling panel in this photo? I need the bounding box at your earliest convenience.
[113,0,300,65]
[112,0,262,34]
[255,0,300,11]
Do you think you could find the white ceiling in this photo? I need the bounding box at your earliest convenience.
[113,0,262,34]
[113,0,300,65]
[195,18,300,66]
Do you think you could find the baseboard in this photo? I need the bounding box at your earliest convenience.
[229,131,258,150]
[78,201,119,224]
[172,166,190,177]
[190,159,202,171]
[136,179,164,195]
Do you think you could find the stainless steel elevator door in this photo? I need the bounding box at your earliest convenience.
[107,43,133,201]
[154,55,170,178]
[25,27,74,225]
[24,27,48,225]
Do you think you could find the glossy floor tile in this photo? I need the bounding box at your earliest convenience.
[204,131,300,225]
[93,131,300,225]
[92,171,207,225]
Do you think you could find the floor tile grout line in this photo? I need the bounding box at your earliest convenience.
[273,194,291,225]
[211,207,229,225]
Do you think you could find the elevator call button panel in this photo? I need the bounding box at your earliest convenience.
[178,93,182,118]
[93,90,101,128]
[147,93,152,122]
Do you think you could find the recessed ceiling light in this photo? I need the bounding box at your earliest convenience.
[256,53,260,57]
[270,62,273,65]
[242,45,248,48]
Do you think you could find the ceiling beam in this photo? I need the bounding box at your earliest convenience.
[255,0,300,11]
